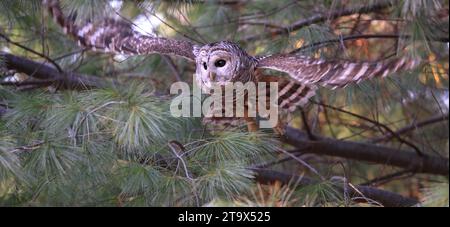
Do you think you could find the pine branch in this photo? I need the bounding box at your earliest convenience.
[0,79,55,87]
[371,114,449,143]
[312,101,424,157]
[0,32,64,73]
[190,0,247,5]
[1,52,110,89]
[283,127,449,176]
[290,33,450,54]
[163,56,183,82]
[0,105,6,116]
[360,169,416,187]
[243,0,395,42]
[252,168,419,207]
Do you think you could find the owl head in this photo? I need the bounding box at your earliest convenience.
[194,41,257,89]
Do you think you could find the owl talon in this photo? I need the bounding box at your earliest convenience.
[246,120,259,133]
[274,127,285,135]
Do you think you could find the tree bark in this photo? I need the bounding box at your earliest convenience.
[252,168,419,207]
[283,127,449,176]
[0,106,6,116]
[1,52,109,89]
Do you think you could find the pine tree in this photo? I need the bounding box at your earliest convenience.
[0,0,448,207]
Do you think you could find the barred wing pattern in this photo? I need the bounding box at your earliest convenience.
[257,74,317,112]
[203,75,317,128]
[43,0,197,60]
[257,54,421,89]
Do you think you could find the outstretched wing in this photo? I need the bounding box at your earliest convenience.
[43,0,197,60]
[256,54,421,89]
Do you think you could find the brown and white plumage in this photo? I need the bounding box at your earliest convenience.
[202,73,317,132]
[257,54,421,89]
[44,0,422,133]
[43,0,197,60]
[256,73,317,112]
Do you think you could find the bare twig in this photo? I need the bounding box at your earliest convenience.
[10,141,45,154]
[312,101,424,157]
[277,148,325,180]
[251,168,419,207]
[168,141,193,180]
[163,56,183,82]
[360,169,416,187]
[371,114,449,143]
[243,0,394,42]
[291,34,449,54]
[168,140,200,207]
[0,105,7,116]
[300,108,317,140]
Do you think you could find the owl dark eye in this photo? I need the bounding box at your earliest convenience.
[203,62,208,70]
[214,59,226,68]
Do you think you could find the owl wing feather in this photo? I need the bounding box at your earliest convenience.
[256,54,421,89]
[256,73,317,112]
[43,0,197,61]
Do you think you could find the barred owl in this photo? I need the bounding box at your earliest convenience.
[44,0,421,134]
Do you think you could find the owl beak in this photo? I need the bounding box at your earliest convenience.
[209,72,216,81]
